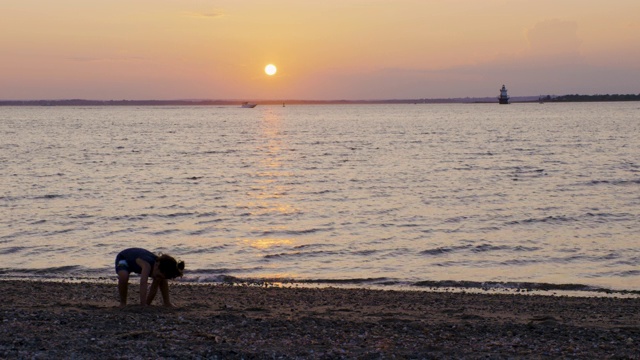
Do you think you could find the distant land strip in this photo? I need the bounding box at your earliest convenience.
[547,94,640,102]
[1,94,639,106]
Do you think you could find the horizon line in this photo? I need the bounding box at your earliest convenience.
[1,93,639,105]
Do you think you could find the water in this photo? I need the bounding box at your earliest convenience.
[1,103,639,292]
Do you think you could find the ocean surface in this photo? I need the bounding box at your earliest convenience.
[1,103,639,293]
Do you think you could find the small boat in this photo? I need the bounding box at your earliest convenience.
[241,102,257,108]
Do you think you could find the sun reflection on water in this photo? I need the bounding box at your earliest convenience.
[233,107,304,244]
[244,238,294,249]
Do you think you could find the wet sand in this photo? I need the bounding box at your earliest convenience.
[1,280,639,359]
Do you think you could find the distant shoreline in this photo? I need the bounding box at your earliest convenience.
[2,94,639,106]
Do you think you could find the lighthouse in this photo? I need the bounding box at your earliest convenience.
[498,85,510,104]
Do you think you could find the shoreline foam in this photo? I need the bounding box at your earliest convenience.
[2,273,638,298]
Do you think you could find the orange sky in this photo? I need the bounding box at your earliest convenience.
[1,0,639,100]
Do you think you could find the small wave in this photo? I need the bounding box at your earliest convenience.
[34,265,82,274]
[100,228,138,237]
[0,265,83,276]
[498,259,542,266]
[510,167,547,181]
[195,218,224,225]
[264,249,340,260]
[506,215,576,226]
[472,244,510,253]
[0,195,22,202]
[397,223,421,228]
[588,179,640,186]
[420,244,538,256]
[292,243,333,250]
[588,269,640,278]
[309,189,334,195]
[617,270,640,277]
[420,246,466,256]
[182,276,398,287]
[202,149,239,155]
[412,280,603,293]
[513,245,541,252]
[174,276,639,295]
[34,173,65,178]
[186,268,235,275]
[69,213,94,219]
[302,277,393,285]
[0,246,26,255]
[584,212,633,222]
[0,270,117,282]
[196,212,219,218]
[444,216,469,223]
[256,227,331,237]
[0,230,39,241]
[187,246,228,254]
[34,194,66,200]
[149,229,181,236]
[159,212,196,219]
[107,214,148,221]
[43,228,76,236]
[352,249,379,256]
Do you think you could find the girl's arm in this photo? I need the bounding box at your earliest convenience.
[136,258,151,306]
[159,279,173,307]
[147,279,160,305]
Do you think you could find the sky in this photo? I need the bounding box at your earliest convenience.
[1,0,639,100]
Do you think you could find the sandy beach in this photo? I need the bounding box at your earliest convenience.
[1,280,639,359]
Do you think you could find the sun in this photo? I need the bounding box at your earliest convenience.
[265,64,277,76]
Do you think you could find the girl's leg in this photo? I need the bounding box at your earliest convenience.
[117,270,129,306]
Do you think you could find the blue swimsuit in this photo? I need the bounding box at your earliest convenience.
[115,248,157,274]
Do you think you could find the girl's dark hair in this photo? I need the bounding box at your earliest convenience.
[157,254,185,279]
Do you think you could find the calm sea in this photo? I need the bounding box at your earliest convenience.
[1,103,639,293]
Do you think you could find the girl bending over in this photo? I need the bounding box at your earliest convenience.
[115,248,185,307]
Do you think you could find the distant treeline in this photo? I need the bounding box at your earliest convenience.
[550,94,640,102]
[0,99,239,106]
[1,94,639,106]
[0,98,495,106]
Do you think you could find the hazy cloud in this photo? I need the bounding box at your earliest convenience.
[624,21,640,30]
[182,11,224,19]
[526,19,581,56]
[68,56,145,63]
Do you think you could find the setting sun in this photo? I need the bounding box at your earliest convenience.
[265,64,277,76]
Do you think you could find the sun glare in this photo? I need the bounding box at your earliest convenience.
[265,64,277,76]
